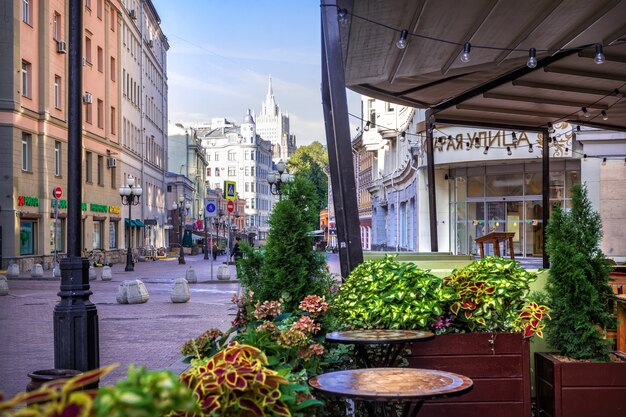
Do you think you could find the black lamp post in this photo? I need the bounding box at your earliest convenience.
[267,159,293,200]
[174,194,191,264]
[201,209,209,260]
[119,176,143,272]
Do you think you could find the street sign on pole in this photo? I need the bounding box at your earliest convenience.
[224,181,236,201]
[53,186,63,199]
[227,200,234,213]
[205,197,218,217]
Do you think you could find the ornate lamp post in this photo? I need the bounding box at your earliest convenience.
[173,194,191,264]
[267,159,293,199]
[119,176,143,272]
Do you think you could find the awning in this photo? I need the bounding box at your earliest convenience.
[124,219,146,227]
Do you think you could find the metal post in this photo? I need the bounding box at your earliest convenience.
[542,129,550,269]
[226,211,231,264]
[425,111,438,252]
[210,221,214,280]
[203,213,208,260]
[125,203,133,271]
[178,206,185,264]
[53,0,99,377]
[53,199,59,274]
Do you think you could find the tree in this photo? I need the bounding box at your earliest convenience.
[544,183,615,360]
[287,142,329,216]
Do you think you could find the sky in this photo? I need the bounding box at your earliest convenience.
[153,0,361,147]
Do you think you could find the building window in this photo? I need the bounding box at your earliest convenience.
[110,166,116,188]
[228,166,236,176]
[97,155,104,185]
[97,46,103,72]
[22,0,31,24]
[85,151,92,182]
[53,12,61,40]
[54,75,61,109]
[85,100,92,124]
[110,106,116,134]
[93,221,103,249]
[85,0,91,10]
[96,0,103,19]
[54,141,61,176]
[21,61,31,98]
[20,221,36,255]
[110,57,116,81]
[97,99,103,128]
[214,153,219,161]
[206,167,211,176]
[50,218,64,254]
[110,7,115,30]
[22,132,32,171]
[215,168,220,177]
[386,102,395,112]
[85,37,92,64]
[228,151,236,161]
[109,221,118,249]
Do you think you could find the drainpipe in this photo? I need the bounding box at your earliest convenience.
[140,1,145,246]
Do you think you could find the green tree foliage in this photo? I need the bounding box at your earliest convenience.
[238,176,329,312]
[287,142,329,215]
[545,183,615,360]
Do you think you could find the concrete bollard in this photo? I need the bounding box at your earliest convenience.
[53,265,61,278]
[217,264,231,281]
[101,266,112,281]
[0,276,8,296]
[7,264,20,278]
[116,280,149,304]
[31,264,44,278]
[185,267,197,284]
[89,266,97,281]
[171,278,190,303]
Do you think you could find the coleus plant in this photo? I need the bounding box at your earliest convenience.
[178,342,321,417]
[447,256,548,336]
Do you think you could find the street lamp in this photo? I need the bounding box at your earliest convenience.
[173,194,191,264]
[119,176,143,272]
[267,160,293,199]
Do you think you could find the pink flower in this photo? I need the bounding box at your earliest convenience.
[254,301,282,320]
[298,295,329,318]
[291,316,321,335]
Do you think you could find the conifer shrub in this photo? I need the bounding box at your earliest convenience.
[545,183,616,360]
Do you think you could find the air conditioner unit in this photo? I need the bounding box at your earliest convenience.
[106,157,117,168]
[56,40,67,54]
[129,9,137,20]
[146,40,153,48]
[83,93,93,103]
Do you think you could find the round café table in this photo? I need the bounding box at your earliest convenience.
[325,329,435,367]
[309,367,473,417]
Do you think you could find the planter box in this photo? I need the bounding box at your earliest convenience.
[406,332,531,417]
[535,352,626,417]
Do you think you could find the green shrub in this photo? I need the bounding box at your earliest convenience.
[545,183,616,360]
[334,256,454,329]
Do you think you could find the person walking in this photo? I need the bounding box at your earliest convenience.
[212,242,218,261]
[232,237,242,261]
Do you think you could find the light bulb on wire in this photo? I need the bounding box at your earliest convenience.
[507,146,512,156]
[547,122,555,133]
[601,111,608,121]
[527,48,537,68]
[337,8,349,25]
[396,30,408,49]
[528,144,534,153]
[581,107,591,118]
[363,121,370,131]
[594,43,605,64]
[460,42,471,63]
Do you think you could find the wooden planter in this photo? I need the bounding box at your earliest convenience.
[406,332,531,417]
[535,352,626,417]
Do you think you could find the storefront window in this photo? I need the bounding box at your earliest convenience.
[93,220,103,249]
[524,172,542,195]
[109,221,118,249]
[49,219,64,253]
[550,171,565,200]
[525,201,543,256]
[20,221,35,255]
[467,176,484,197]
[486,174,523,197]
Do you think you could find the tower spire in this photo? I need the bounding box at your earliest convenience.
[267,75,273,98]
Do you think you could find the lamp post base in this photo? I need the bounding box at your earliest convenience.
[178,246,185,265]
[124,249,134,271]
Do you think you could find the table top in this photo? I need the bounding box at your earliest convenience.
[309,368,473,401]
[325,329,435,345]
[475,231,515,243]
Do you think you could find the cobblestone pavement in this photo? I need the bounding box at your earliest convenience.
[0,254,241,398]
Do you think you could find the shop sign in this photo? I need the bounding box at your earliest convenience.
[109,205,121,214]
[18,196,39,207]
[51,199,68,209]
[90,203,109,213]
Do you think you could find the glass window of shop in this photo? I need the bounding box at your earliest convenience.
[49,219,64,254]
[93,220,103,249]
[20,221,36,255]
[449,161,579,257]
[109,221,118,249]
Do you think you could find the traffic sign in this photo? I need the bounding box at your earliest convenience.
[205,197,217,218]
[53,186,62,199]
[227,200,235,213]
[224,180,236,201]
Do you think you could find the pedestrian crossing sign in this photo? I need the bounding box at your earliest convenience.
[224,180,236,201]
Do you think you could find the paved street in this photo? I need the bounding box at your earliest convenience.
[0,253,242,398]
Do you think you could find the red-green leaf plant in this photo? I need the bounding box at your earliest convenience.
[0,364,117,417]
[178,342,319,417]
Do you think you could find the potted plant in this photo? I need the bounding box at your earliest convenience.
[333,255,547,417]
[535,184,626,417]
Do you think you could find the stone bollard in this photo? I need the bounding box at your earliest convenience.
[89,266,97,281]
[185,267,197,284]
[171,278,190,303]
[217,264,231,281]
[53,265,61,278]
[101,266,112,281]
[0,276,8,296]
[7,264,20,278]
[31,264,44,278]
[116,280,149,304]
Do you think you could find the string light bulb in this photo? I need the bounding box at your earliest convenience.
[511,132,517,144]
[363,121,370,131]
[466,141,471,150]
[581,107,591,118]
[528,144,534,153]
[594,43,605,64]
[583,154,587,160]
[460,42,471,63]
[527,48,537,68]
[601,111,608,120]
[613,89,623,99]
[483,146,489,155]
[399,131,406,141]
[396,29,408,49]
[507,146,512,156]
[548,122,555,133]
[576,125,581,132]
[337,8,349,25]
[602,157,607,166]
